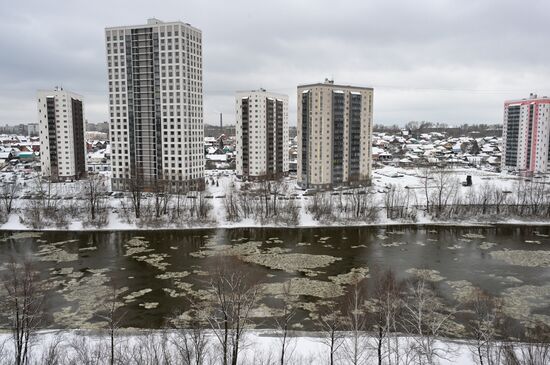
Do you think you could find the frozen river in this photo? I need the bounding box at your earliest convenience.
[1,225,549,335]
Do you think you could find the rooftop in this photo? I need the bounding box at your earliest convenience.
[298,79,373,91]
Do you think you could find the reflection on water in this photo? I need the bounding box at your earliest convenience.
[1,225,550,333]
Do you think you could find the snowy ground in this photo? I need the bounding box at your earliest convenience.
[0,166,546,232]
[0,329,479,365]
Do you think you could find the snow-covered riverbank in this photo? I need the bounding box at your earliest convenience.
[0,329,487,365]
[1,166,549,232]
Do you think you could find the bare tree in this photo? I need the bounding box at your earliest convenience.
[466,289,504,365]
[224,183,241,222]
[95,285,126,365]
[125,330,174,365]
[83,173,108,225]
[492,187,508,216]
[152,180,171,219]
[168,300,210,365]
[431,170,459,219]
[38,332,65,365]
[207,261,261,365]
[369,269,404,365]
[67,335,107,365]
[1,257,44,365]
[317,302,346,365]
[384,184,415,221]
[402,276,457,365]
[341,278,370,365]
[307,192,333,222]
[518,322,550,365]
[126,171,144,219]
[420,167,431,214]
[274,281,297,365]
[0,181,19,215]
[189,191,212,222]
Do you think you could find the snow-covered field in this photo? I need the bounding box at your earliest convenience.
[0,329,481,365]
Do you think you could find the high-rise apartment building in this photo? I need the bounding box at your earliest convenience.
[37,88,86,181]
[502,93,550,174]
[105,18,204,191]
[297,80,373,188]
[235,89,289,179]
[27,123,40,137]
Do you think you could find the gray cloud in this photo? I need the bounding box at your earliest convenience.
[0,0,549,126]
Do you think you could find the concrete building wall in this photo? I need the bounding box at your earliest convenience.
[235,90,289,179]
[37,89,86,181]
[106,18,204,191]
[297,81,373,188]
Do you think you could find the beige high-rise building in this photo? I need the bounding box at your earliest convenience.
[297,80,373,188]
[105,18,204,192]
[235,89,289,180]
[37,87,86,182]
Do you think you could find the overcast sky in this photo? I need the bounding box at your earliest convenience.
[1,0,549,126]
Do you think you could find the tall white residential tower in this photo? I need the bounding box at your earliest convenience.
[235,89,289,180]
[297,80,374,188]
[37,87,86,182]
[502,93,550,174]
[105,18,204,191]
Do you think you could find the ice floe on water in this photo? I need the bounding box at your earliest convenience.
[52,269,124,328]
[139,302,159,309]
[124,237,153,256]
[249,303,283,318]
[188,239,341,274]
[242,253,340,273]
[406,268,445,282]
[78,246,97,252]
[502,284,550,326]
[381,241,407,247]
[328,267,369,285]
[162,288,183,298]
[447,280,477,303]
[36,240,79,263]
[487,273,523,284]
[0,231,43,241]
[479,241,497,250]
[189,240,261,258]
[490,250,550,267]
[155,271,190,280]
[124,288,153,303]
[124,237,171,271]
[262,278,343,299]
[462,233,485,239]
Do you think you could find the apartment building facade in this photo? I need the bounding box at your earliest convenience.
[297,80,373,188]
[235,89,289,179]
[37,88,86,181]
[502,93,550,174]
[105,18,204,191]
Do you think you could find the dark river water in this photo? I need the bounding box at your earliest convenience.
[1,225,550,335]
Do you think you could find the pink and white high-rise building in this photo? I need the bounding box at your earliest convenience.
[502,94,550,174]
